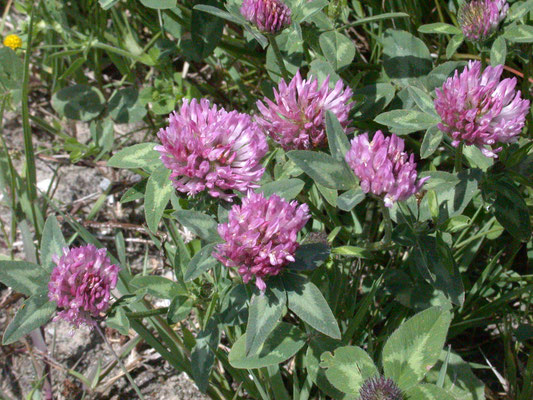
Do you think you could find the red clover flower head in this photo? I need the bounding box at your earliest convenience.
[256,70,354,151]
[434,61,530,158]
[48,245,119,328]
[345,131,429,207]
[214,191,310,291]
[156,99,268,201]
[240,0,292,34]
[459,0,508,42]
[359,376,403,400]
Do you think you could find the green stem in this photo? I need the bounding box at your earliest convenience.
[21,4,40,240]
[378,200,393,246]
[454,142,464,172]
[268,35,289,81]
[126,307,169,319]
[95,325,146,400]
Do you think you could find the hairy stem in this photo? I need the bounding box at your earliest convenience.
[454,142,464,172]
[268,35,289,81]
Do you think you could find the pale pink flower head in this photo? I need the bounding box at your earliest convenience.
[345,131,429,207]
[156,99,268,201]
[48,245,119,328]
[241,0,292,34]
[434,61,530,158]
[256,71,354,150]
[214,191,310,291]
[459,0,508,42]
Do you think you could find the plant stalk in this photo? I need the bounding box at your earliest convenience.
[95,324,145,400]
[268,35,289,81]
[378,199,392,246]
[454,142,464,172]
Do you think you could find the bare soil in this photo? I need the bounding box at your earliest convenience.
[0,112,208,400]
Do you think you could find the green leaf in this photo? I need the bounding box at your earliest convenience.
[413,235,465,305]
[0,261,50,296]
[219,284,249,326]
[337,188,365,211]
[108,87,147,124]
[425,61,466,91]
[287,151,357,190]
[308,59,341,85]
[266,36,303,81]
[130,276,185,299]
[107,143,160,169]
[504,25,533,43]
[345,12,409,27]
[407,86,436,115]
[106,308,130,335]
[446,34,464,59]
[167,295,194,324]
[482,178,531,241]
[425,351,485,400]
[421,126,444,159]
[257,178,305,200]
[193,5,245,26]
[91,118,114,153]
[305,336,346,399]
[285,273,341,339]
[319,346,378,395]
[98,0,119,9]
[296,0,329,23]
[420,169,481,223]
[287,242,330,271]
[316,183,338,207]
[174,210,219,243]
[51,84,105,121]
[140,0,176,9]
[40,215,67,273]
[381,29,432,84]
[332,246,372,258]
[246,286,286,356]
[404,384,456,400]
[508,0,533,21]
[353,83,396,120]
[3,293,56,345]
[418,23,461,35]
[374,110,439,134]
[0,48,23,90]
[463,145,493,171]
[145,165,173,232]
[188,0,224,61]
[120,179,147,203]
[382,307,452,391]
[191,319,220,392]
[229,322,306,369]
[325,111,350,161]
[184,243,218,281]
[490,36,507,66]
[319,31,356,71]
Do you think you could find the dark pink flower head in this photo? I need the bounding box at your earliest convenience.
[434,61,530,158]
[156,99,268,201]
[459,0,508,42]
[241,0,292,34]
[214,191,310,291]
[345,131,429,208]
[256,71,354,150]
[48,245,119,328]
[359,376,402,400]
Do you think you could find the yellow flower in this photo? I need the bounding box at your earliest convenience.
[3,34,22,50]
